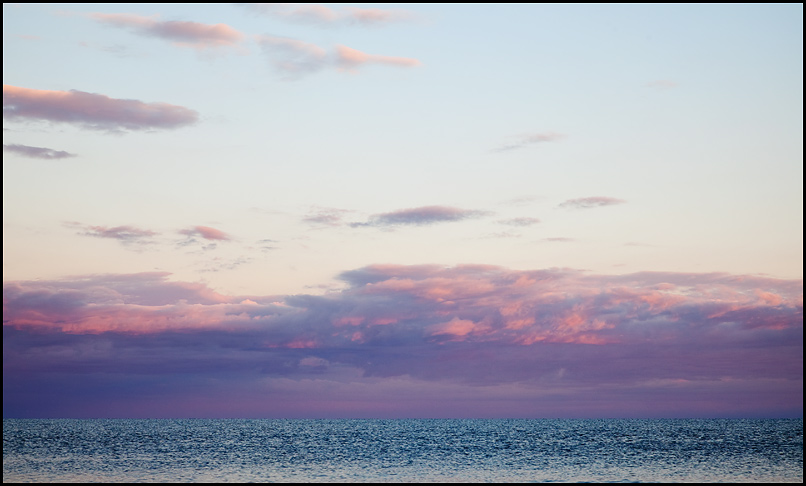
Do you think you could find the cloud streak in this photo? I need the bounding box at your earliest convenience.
[69,223,159,246]
[3,85,199,132]
[3,265,801,417]
[498,217,541,227]
[240,4,415,27]
[494,132,565,152]
[256,35,421,79]
[3,143,76,159]
[90,13,245,52]
[559,196,626,209]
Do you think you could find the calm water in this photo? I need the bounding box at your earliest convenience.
[3,419,802,483]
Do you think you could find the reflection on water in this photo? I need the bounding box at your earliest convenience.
[3,419,803,483]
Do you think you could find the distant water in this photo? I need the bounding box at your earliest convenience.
[3,419,802,483]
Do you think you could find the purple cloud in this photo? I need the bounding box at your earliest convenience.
[3,143,76,159]
[559,196,626,209]
[3,266,801,418]
[3,84,199,132]
[352,206,490,227]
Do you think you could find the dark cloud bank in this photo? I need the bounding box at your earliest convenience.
[3,265,802,418]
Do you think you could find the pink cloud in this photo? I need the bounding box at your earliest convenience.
[256,35,421,79]
[180,225,231,241]
[91,13,245,51]
[335,45,422,71]
[3,84,199,132]
[3,143,76,159]
[559,196,626,209]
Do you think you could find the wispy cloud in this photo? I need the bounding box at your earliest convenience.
[239,4,415,27]
[90,13,245,52]
[559,196,626,209]
[256,35,421,79]
[4,143,76,159]
[302,207,351,227]
[78,41,142,58]
[3,266,801,417]
[3,84,199,132]
[646,79,679,90]
[494,132,565,152]
[540,237,575,243]
[256,35,328,77]
[352,206,490,227]
[67,222,158,246]
[498,217,541,227]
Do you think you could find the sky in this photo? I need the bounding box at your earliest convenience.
[3,3,803,419]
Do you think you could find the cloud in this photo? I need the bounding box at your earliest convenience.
[67,222,158,246]
[352,206,490,227]
[498,217,541,227]
[646,80,679,90]
[90,13,245,52]
[179,225,231,241]
[334,45,421,71]
[256,35,328,77]
[3,84,199,132]
[239,4,415,27]
[3,266,801,417]
[256,35,421,79]
[540,237,575,243]
[494,132,565,152]
[3,143,76,159]
[302,207,351,227]
[78,41,142,58]
[559,196,626,209]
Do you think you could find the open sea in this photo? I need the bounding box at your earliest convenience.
[3,418,802,483]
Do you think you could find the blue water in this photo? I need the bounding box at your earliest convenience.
[3,419,802,483]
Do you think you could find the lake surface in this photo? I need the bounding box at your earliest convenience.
[3,418,802,483]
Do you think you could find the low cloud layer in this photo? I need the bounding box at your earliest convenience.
[3,84,199,132]
[3,143,76,159]
[3,265,801,418]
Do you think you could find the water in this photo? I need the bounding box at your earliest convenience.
[3,419,802,483]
